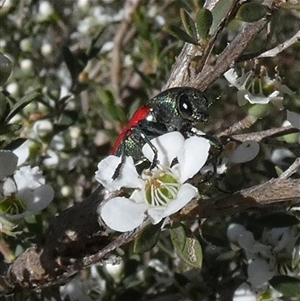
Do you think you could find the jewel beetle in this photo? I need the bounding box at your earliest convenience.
[110,87,211,173]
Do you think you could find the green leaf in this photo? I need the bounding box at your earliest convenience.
[195,0,205,9]
[257,213,300,228]
[0,92,10,123]
[269,275,300,298]
[196,8,213,40]
[165,25,198,45]
[236,3,267,23]
[87,26,107,59]
[0,123,22,135]
[5,91,41,122]
[170,222,203,268]
[0,53,12,86]
[180,9,198,41]
[5,138,27,151]
[98,89,126,123]
[54,110,78,132]
[133,223,161,253]
[210,0,235,35]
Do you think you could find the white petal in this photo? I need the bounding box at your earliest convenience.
[147,207,166,224]
[100,197,147,232]
[287,110,300,130]
[0,150,18,180]
[2,177,17,196]
[233,283,256,301]
[237,90,248,106]
[14,166,45,191]
[247,259,274,288]
[244,93,270,104]
[142,132,185,166]
[43,149,59,167]
[25,184,55,212]
[227,223,248,244]
[229,141,260,164]
[130,189,146,204]
[95,156,143,191]
[155,183,198,220]
[224,69,240,88]
[13,142,30,166]
[177,136,210,183]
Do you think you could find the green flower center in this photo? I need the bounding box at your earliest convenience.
[0,195,26,215]
[144,172,180,207]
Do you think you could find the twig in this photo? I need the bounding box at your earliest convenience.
[165,0,275,91]
[230,124,299,142]
[216,115,257,137]
[280,157,300,179]
[110,0,142,105]
[179,178,300,219]
[258,30,300,58]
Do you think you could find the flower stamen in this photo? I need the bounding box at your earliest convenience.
[145,172,180,207]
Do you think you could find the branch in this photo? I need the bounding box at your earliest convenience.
[165,0,275,90]
[178,177,300,219]
[230,124,299,142]
[110,0,142,105]
[2,168,300,293]
[258,30,300,58]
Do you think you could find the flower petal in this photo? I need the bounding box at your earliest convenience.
[244,93,271,104]
[224,69,240,88]
[142,132,185,166]
[229,141,260,164]
[100,197,147,232]
[147,183,198,224]
[177,136,210,183]
[0,150,18,180]
[95,155,143,191]
[237,90,248,106]
[25,184,55,212]
[14,166,45,191]
[287,110,300,130]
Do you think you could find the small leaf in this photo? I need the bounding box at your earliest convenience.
[170,222,203,268]
[87,26,107,59]
[0,53,12,86]
[99,89,126,123]
[195,0,205,9]
[5,91,41,122]
[165,25,198,45]
[196,8,213,40]
[63,46,78,80]
[257,213,300,228]
[236,3,267,23]
[0,92,10,123]
[5,138,27,151]
[270,275,300,298]
[210,0,235,35]
[54,110,78,132]
[133,223,161,253]
[180,9,198,41]
[0,124,22,135]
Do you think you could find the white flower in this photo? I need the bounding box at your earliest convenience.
[233,283,256,301]
[224,67,293,106]
[96,132,210,232]
[287,110,300,130]
[0,166,54,220]
[227,223,299,291]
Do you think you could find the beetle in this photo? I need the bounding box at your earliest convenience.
[110,87,211,174]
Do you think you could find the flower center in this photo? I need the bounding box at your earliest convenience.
[144,171,180,207]
[0,195,26,215]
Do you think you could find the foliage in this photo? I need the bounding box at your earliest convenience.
[0,0,300,300]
